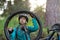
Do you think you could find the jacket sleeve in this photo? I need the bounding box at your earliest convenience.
[27,18,39,32]
[9,28,16,40]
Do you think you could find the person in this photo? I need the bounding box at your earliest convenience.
[8,14,39,40]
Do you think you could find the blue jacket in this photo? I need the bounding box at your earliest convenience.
[10,18,38,40]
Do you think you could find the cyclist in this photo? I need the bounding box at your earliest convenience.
[8,14,39,40]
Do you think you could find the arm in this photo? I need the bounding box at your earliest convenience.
[27,18,39,32]
[9,28,16,40]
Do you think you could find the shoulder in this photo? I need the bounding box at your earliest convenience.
[13,24,20,31]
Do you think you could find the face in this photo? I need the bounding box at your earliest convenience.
[19,17,27,25]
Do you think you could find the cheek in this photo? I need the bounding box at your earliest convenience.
[23,20,26,23]
[20,19,22,23]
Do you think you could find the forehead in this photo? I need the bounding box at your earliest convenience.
[20,17,26,19]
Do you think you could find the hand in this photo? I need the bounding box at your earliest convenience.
[8,27,13,34]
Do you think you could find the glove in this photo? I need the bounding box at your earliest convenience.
[8,28,13,34]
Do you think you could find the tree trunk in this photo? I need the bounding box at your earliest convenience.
[46,0,60,28]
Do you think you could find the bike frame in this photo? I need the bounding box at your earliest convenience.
[45,31,60,40]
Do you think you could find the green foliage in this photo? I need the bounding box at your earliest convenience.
[1,0,30,16]
[34,6,46,27]
[13,0,30,11]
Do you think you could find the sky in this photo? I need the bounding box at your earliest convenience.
[0,0,47,15]
[29,0,47,11]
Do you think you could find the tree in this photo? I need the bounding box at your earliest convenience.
[0,0,5,16]
[1,0,30,16]
[46,0,60,27]
[11,0,30,12]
